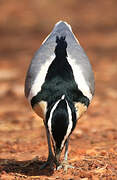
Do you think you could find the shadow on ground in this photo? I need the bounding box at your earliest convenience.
[0,158,54,177]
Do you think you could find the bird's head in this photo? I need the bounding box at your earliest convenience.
[46,95,76,162]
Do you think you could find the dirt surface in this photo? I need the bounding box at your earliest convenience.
[0,0,117,179]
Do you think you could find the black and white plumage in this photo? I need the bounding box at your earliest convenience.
[25,21,95,171]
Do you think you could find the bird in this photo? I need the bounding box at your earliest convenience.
[25,21,95,171]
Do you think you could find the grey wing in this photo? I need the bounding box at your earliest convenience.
[25,21,72,100]
[62,24,95,100]
[25,21,95,101]
[25,30,56,100]
[66,35,95,100]
[51,21,95,100]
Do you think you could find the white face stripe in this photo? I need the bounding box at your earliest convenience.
[61,100,73,149]
[28,55,55,101]
[47,99,61,138]
[61,94,65,99]
[67,56,92,101]
[48,95,73,150]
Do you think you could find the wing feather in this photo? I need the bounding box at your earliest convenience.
[25,21,94,102]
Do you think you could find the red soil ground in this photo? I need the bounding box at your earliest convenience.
[0,0,117,179]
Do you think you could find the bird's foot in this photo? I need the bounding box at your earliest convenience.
[56,160,74,172]
[39,155,55,170]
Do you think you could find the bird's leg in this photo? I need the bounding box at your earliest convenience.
[39,126,55,170]
[64,138,69,161]
[62,138,74,171]
[55,149,61,168]
[56,138,74,172]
